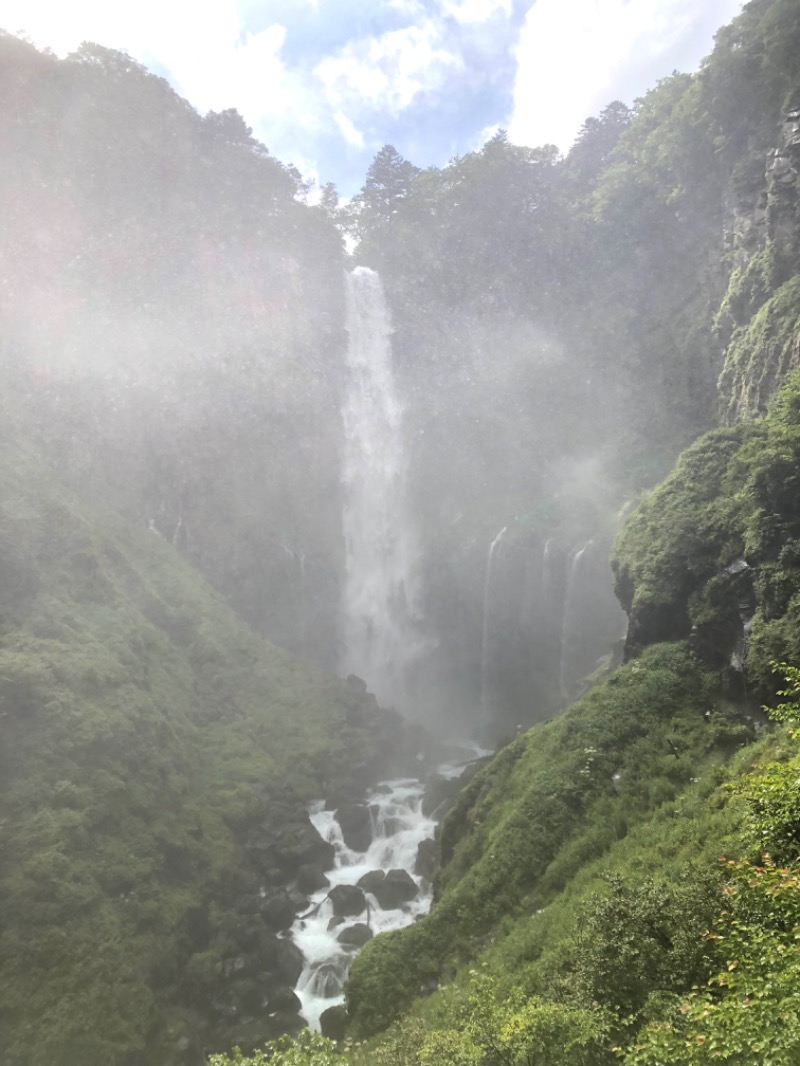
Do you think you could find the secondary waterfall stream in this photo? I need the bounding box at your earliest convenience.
[481,526,507,714]
[340,267,422,712]
[559,540,593,703]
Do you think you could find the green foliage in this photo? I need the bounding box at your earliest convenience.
[209,1031,349,1066]
[735,662,800,858]
[416,971,610,1066]
[622,664,800,1064]
[572,872,723,1020]
[626,858,800,1065]
[611,427,749,647]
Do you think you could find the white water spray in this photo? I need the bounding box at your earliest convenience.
[341,268,422,711]
[481,526,507,714]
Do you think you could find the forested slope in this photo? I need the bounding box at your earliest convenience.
[0,32,348,669]
[0,390,410,1065]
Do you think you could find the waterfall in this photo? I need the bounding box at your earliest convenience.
[542,537,553,588]
[480,526,507,714]
[340,267,421,712]
[559,540,592,703]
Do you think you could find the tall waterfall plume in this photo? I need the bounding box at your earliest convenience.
[340,267,423,713]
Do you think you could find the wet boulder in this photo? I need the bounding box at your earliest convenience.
[272,818,335,871]
[357,869,386,895]
[256,937,304,987]
[335,804,372,852]
[337,923,373,948]
[372,869,418,910]
[266,987,302,1014]
[414,838,440,881]
[328,884,366,917]
[422,774,461,818]
[296,863,330,895]
[259,888,297,931]
[320,1004,349,1042]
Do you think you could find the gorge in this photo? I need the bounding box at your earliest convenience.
[2,1,800,1064]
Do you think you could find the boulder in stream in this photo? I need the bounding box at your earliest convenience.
[337,922,374,948]
[320,1004,349,1042]
[296,863,330,895]
[357,869,386,894]
[372,868,418,910]
[414,838,440,881]
[328,884,366,917]
[335,803,372,852]
[259,887,297,931]
[267,987,303,1014]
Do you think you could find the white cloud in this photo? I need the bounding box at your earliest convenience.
[0,0,747,192]
[474,122,502,150]
[334,109,365,148]
[443,0,511,24]
[508,0,744,152]
[314,20,462,117]
[0,0,241,61]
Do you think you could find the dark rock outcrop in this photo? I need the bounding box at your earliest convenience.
[328,884,366,917]
[335,804,372,853]
[414,838,440,881]
[259,888,297,932]
[296,863,330,895]
[357,870,386,895]
[372,869,418,910]
[337,922,374,948]
[422,773,462,819]
[320,1004,349,1042]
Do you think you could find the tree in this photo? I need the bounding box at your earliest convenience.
[353,144,420,227]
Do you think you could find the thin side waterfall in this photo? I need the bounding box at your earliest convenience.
[559,540,592,703]
[480,526,507,714]
[542,537,553,588]
[340,267,421,711]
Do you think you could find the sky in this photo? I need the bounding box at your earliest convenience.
[1,0,745,196]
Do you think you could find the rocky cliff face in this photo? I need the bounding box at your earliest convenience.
[718,100,800,421]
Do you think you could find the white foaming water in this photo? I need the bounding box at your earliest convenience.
[291,778,435,1030]
[291,745,491,1031]
[340,267,423,712]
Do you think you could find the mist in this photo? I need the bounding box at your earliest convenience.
[4,1,796,1060]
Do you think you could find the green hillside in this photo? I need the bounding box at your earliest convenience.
[0,404,408,1065]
